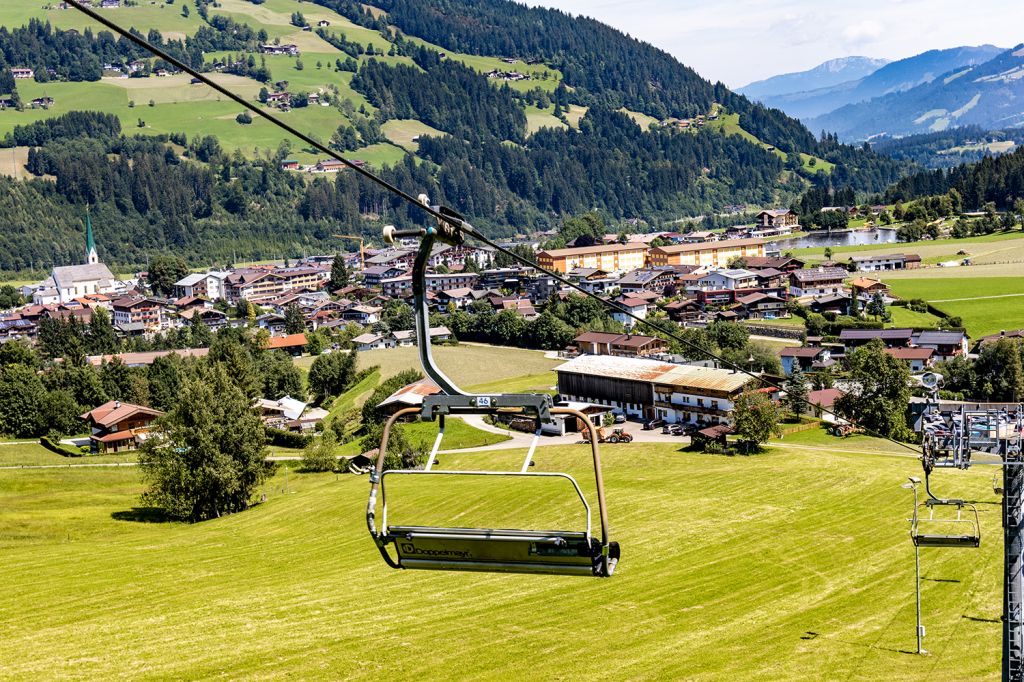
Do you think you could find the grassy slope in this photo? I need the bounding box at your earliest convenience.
[524,104,566,134]
[344,344,560,386]
[0,439,1001,680]
[381,118,445,151]
[618,107,659,130]
[885,277,1024,337]
[402,417,509,450]
[887,306,944,329]
[0,146,32,180]
[0,442,138,467]
[1,1,206,39]
[706,113,834,174]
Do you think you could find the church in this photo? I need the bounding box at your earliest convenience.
[34,215,118,305]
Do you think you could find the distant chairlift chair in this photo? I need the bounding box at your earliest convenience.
[365,208,620,577]
[911,498,981,549]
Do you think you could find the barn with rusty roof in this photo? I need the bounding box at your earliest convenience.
[554,355,756,425]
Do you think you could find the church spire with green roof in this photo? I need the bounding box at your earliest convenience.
[85,211,98,265]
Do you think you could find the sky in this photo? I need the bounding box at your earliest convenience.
[528,0,1024,88]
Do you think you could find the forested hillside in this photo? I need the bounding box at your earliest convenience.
[871,125,1024,169]
[884,145,1024,209]
[0,0,910,275]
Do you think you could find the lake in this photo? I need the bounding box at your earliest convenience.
[773,228,899,251]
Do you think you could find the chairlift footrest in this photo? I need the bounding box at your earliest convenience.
[382,526,618,577]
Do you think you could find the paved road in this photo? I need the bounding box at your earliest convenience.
[0,462,139,470]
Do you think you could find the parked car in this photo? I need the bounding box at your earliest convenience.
[613,413,626,424]
[668,424,684,436]
[644,418,665,431]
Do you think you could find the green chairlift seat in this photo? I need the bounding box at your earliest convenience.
[911,499,981,549]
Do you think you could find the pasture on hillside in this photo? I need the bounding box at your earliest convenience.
[294,344,559,388]
[0,435,1003,680]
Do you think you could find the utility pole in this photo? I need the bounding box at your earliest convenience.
[903,477,927,655]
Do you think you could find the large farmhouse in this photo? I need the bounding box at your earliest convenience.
[555,355,755,425]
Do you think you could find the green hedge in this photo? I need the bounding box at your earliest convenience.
[266,427,313,449]
[39,436,87,458]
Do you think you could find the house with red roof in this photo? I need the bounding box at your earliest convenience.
[266,333,307,356]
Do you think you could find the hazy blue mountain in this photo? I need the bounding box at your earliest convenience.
[753,45,1005,121]
[738,57,889,101]
[809,45,1024,141]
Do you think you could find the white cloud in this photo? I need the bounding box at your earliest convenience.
[842,19,884,43]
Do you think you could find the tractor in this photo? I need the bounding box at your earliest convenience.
[582,426,634,444]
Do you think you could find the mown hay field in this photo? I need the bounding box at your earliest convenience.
[0,436,1002,680]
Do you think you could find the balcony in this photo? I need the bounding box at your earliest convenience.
[654,400,728,417]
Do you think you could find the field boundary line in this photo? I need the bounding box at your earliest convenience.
[930,293,1024,303]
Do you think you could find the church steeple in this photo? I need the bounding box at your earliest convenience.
[85,211,98,265]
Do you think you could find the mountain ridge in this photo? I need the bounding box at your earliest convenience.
[809,44,1024,141]
[747,45,1005,121]
[738,57,889,101]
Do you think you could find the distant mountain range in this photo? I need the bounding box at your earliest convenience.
[738,57,890,103]
[810,45,1024,141]
[741,45,1007,137]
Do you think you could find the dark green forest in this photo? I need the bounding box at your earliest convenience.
[884,144,1024,209]
[872,126,1024,170]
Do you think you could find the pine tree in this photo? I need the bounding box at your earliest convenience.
[785,365,809,417]
[329,254,349,291]
[284,304,306,335]
[87,307,118,355]
[138,364,269,521]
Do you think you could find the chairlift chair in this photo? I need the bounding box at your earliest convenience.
[365,211,620,577]
[911,498,981,549]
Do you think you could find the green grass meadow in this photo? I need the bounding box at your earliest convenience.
[342,344,560,387]
[0,438,1002,680]
[885,277,1024,337]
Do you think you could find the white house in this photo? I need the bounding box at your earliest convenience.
[352,332,394,351]
[695,268,759,292]
[611,298,649,328]
[172,271,229,301]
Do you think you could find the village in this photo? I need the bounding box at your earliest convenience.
[0,204,998,454]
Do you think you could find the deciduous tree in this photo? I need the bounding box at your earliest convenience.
[308,350,357,404]
[302,430,338,472]
[835,339,912,440]
[733,389,781,446]
[148,255,188,297]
